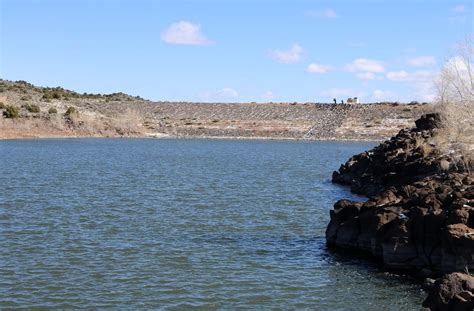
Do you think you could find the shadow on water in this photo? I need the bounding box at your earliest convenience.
[202,231,423,287]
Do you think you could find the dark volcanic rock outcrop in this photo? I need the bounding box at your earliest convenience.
[422,273,474,310]
[327,173,474,272]
[327,113,473,273]
[332,113,442,197]
[326,113,473,308]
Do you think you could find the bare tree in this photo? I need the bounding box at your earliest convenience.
[434,37,474,163]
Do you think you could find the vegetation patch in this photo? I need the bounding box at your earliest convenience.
[3,105,20,118]
[24,103,41,113]
[48,107,58,114]
[64,106,79,117]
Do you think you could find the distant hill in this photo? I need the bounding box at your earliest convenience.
[0,79,430,140]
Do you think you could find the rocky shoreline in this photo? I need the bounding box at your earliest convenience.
[326,113,474,309]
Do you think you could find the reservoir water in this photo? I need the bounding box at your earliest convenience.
[0,139,423,309]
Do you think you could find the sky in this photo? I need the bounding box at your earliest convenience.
[0,0,472,103]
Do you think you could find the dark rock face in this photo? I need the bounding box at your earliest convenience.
[415,113,442,131]
[327,113,474,308]
[332,113,442,197]
[327,173,474,273]
[422,273,474,310]
[328,113,473,273]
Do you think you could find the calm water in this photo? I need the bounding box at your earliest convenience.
[0,139,423,309]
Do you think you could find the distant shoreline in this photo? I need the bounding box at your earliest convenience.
[0,79,431,143]
[0,132,382,143]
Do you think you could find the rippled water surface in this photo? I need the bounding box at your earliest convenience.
[0,139,423,309]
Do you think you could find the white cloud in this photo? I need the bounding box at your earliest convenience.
[201,88,239,102]
[372,89,396,101]
[306,63,333,73]
[446,55,471,72]
[414,82,436,102]
[306,8,339,18]
[452,5,465,13]
[321,88,352,98]
[161,21,213,46]
[260,91,275,101]
[408,56,436,67]
[321,88,367,100]
[355,72,378,80]
[269,44,304,64]
[386,70,433,82]
[386,69,436,102]
[386,70,411,81]
[345,58,386,73]
[216,88,238,98]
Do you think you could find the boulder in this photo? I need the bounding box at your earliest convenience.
[415,113,441,131]
[422,272,474,310]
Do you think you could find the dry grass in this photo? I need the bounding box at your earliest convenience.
[434,38,474,168]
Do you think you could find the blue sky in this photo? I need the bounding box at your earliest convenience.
[1,0,472,103]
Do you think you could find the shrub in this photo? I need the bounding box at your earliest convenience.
[42,91,61,100]
[3,105,20,118]
[64,106,78,116]
[25,104,41,113]
[42,92,53,101]
[48,107,58,114]
[0,102,5,109]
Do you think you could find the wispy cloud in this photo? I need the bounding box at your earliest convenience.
[161,21,213,46]
[451,4,465,13]
[372,89,396,101]
[449,4,468,23]
[306,8,339,18]
[415,81,436,102]
[260,91,275,101]
[386,70,436,102]
[321,88,367,99]
[268,44,304,64]
[445,55,470,72]
[386,70,433,82]
[355,72,379,80]
[408,56,436,67]
[201,88,239,102]
[345,58,386,73]
[306,63,333,73]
